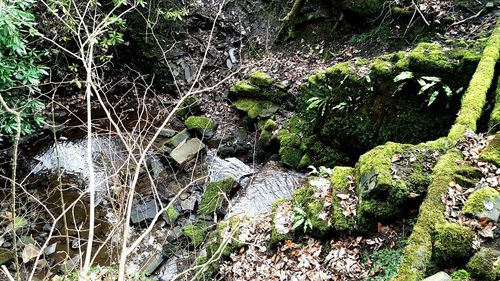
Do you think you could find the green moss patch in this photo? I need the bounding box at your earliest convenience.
[330,166,356,232]
[182,223,209,247]
[198,178,237,216]
[233,99,279,119]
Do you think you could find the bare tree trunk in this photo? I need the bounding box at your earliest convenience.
[277,0,305,40]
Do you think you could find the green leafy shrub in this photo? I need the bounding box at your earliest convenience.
[0,0,47,142]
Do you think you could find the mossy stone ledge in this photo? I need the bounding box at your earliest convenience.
[479,132,500,166]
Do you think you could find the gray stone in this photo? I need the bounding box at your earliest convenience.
[207,150,254,184]
[43,243,57,256]
[166,227,183,243]
[165,129,190,148]
[180,196,197,212]
[159,128,177,138]
[130,199,158,224]
[423,272,451,281]
[169,138,206,165]
[147,157,166,178]
[477,195,500,222]
[140,253,164,276]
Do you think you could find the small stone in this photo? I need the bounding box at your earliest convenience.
[159,128,177,138]
[180,197,197,212]
[43,243,57,256]
[166,227,183,243]
[43,223,52,232]
[165,129,190,148]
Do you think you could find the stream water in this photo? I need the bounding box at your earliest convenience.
[6,123,305,279]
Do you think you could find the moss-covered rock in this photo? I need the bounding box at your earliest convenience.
[292,178,332,236]
[480,132,500,166]
[182,223,209,247]
[163,205,179,226]
[466,248,500,281]
[432,222,474,263]
[198,178,237,216]
[185,116,217,138]
[229,81,259,95]
[330,166,356,232]
[300,43,476,168]
[279,147,305,169]
[489,80,500,132]
[249,71,274,86]
[233,99,279,119]
[462,187,500,222]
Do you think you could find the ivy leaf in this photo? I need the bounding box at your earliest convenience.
[393,71,414,82]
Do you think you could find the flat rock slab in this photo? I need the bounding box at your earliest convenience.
[423,272,451,281]
[207,150,254,184]
[170,138,206,165]
[131,199,158,224]
[226,161,305,218]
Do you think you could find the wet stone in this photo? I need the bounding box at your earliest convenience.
[169,138,206,165]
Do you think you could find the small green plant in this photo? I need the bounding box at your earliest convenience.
[393,71,460,106]
[367,246,404,281]
[158,8,188,22]
[293,205,313,233]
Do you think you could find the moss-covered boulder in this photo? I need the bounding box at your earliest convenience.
[488,80,500,132]
[355,141,441,228]
[480,132,500,166]
[432,222,474,263]
[198,177,237,216]
[176,96,201,117]
[299,43,480,167]
[463,187,500,222]
[249,71,274,86]
[185,116,217,138]
[466,248,500,281]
